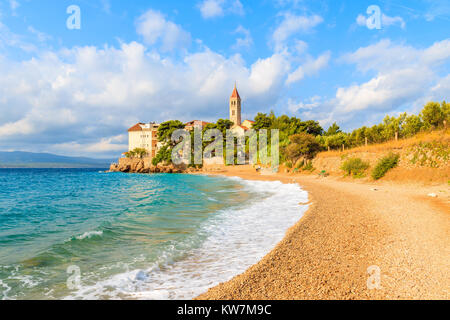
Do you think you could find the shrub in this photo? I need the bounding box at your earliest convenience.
[296,159,305,169]
[285,161,293,168]
[341,157,369,178]
[318,170,329,177]
[152,145,172,166]
[371,153,400,180]
[286,133,322,162]
[303,161,315,172]
[124,148,148,159]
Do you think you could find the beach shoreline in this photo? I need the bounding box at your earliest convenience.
[195,166,450,300]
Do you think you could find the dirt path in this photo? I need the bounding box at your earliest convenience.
[196,169,450,300]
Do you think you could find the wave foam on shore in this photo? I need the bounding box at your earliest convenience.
[66,177,309,300]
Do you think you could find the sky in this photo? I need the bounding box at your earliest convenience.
[0,0,449,158]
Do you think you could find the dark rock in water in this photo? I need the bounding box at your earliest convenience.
[135,270,148,281]
[109,157,191,174]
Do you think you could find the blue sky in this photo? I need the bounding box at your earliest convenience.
[0,0,449,158]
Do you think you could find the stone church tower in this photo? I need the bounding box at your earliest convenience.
[229,83,241,127]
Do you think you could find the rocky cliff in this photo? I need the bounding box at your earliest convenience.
[109,157,198,174]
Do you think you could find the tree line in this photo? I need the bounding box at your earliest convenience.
[150,100,448,166]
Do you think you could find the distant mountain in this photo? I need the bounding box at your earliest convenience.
[0,151,115,168]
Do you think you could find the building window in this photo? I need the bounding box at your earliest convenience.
[232,110,235,116]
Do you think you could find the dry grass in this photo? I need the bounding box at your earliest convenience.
[317,129,449,159]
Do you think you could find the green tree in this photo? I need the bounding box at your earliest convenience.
[285,133,322,161]
[152,145,172,166]
[441,100,450,124]
[401,114,423,137]
[132,148,148,158]
[216,119,234,134]
[421,102,445,129]
[381,114,405,140]
[157,120,186,144]
[124,148,148,158]
[253,113,273,130]
[348,126,368,147]
[299,120,324,136]
[324,132,348,150]
[325,122,341,136]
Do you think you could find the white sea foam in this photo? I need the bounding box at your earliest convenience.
[0,279,11,300]
[66,177,309,300]
[75,231,103,240]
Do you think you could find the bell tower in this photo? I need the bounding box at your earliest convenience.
[229,83,241,127]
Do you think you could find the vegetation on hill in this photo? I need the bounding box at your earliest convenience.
[285,133,321,161]
[152,120,186,165]
[124,148,148,159]
[341,157,370,178]
[372,153,400,180]
[276,101,448,169]
[149,101,448,178]
[316,101,449,151]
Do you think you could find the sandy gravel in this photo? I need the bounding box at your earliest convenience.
[196,167,450,300]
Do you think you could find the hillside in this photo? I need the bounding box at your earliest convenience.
[0,151,114,168]
[301,130,450,184]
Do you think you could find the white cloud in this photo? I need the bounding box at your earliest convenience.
[0,41,291,157]
[9,0,19,12]
[356,13,406,29]
[431,74,450,97]
[382,14,406,29]
[272,13,323,51]
[199,0,224,18]
[248,53,290,94]
[289,39,450,130]
[424,0,450,21]
[356,14,367,27]
[335,68,433,113]
[232,25,253,50]
[230,0,245,16]
[27,26,52,43]
[288,96,322,113]
[286,51,331,84]
[341,39,450,73]
[198,0,243,19]
[0,21,37,52]
[293,40,308,55]
[333,39,450,115]
[135,10,191,52]
[50,135,127,157]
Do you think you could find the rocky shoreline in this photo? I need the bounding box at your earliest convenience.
[108,157,199,174]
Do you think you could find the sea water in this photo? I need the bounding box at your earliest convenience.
[0,169,308,300]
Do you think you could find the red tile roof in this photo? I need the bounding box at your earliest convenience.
[128,123,144,132]
[233,125,249,131]
[185,120,211,127]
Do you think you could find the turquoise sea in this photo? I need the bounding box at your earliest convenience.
[0,168,308,300]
